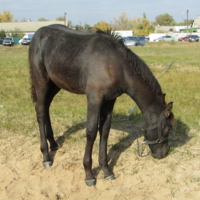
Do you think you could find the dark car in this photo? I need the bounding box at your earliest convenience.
[137,36,146,46]
[189,35,199,42]
[123,36,139,46]
[0,37,4,45]
[21,38,31,45]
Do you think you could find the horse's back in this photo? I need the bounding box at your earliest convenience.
[29,25,126,96]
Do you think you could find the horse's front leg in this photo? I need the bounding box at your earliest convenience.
[99,99,116,180]
[83,97,101,186]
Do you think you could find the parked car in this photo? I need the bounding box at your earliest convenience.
[178,35,199,42]
[0,37,4,45]
[178,35,190,41]
[154,36,174,42]
[21,38,31,45]
[136,36,146,46]
[145,36,149,42]
[3,37,14,46]
[123,36,139,46]
[189,35,199,42]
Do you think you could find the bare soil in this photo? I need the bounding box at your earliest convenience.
[0,128,200,200]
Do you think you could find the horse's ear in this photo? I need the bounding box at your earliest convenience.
[164,102,173,118]
[163,93,166,98]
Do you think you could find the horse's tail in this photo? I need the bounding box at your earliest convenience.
[29,68,37,103]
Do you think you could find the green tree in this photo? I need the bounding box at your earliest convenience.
[75,25,81,31]
[111,12,134,30]
[74,23,93,33]
[38,18,49,21]
[9,28,24,38]
[93,21,111,32]
[0,11,13,22]
[176,19,193,26]
[0,29,6,37]
[55,16,65,21]
[83,24,93,33]
[67,20,72,28]
[133,18,154,36]
[155,13,176,26]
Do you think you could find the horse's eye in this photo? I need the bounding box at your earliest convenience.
[168,127,172,132]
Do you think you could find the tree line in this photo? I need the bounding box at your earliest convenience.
[0,11,194,36]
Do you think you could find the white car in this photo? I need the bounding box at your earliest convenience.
[154,36,174,42]
[21,38,31,45]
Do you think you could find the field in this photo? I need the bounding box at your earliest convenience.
[0,42,200,200]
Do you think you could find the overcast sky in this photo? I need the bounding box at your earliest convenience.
[2,0,200,25]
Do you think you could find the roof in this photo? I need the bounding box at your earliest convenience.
[0,21,66,33]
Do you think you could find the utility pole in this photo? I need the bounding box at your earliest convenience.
[187,9,189,33]
[64,12,67,26]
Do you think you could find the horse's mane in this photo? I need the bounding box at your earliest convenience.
[96,29,166,108]
[124,47,166,108]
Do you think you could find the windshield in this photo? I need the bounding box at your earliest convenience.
[191,35,198,38]
[124,37,137,41]
[137,36,145,40]
[4,38,12,40]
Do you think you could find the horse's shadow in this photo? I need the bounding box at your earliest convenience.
[55,113,191,174]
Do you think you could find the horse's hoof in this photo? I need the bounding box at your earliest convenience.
[43,161,52,168]
[104,174,115,180]
[85,179,96,187]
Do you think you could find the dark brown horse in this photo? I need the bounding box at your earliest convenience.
[29,24,174,186]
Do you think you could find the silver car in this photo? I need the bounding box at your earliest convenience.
[137,36,146,46]
[154,36,174,42]
[21,38,31,45]
[3,37,14,46]
[123,36,139,46]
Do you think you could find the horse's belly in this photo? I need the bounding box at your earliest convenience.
[50,74,85,94]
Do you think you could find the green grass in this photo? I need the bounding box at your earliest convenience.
[129,42,200,139]
[0,43,199,143]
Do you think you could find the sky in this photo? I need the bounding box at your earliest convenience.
[1,0,200,26]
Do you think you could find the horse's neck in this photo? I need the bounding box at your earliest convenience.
[126,76,163,125]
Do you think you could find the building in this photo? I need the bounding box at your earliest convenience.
[154,16,200,34]
[0,21,66,34]
[193,16,200,28]
[154,25,188,33]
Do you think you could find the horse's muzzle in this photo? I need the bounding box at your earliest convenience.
[150,143,169,159]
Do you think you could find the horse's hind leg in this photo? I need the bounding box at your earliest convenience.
[99,99,116,180]
[35,80,60,168]
[45,82,60,151]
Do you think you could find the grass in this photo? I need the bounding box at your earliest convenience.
[133,43,200,136]
[0,42,200,145]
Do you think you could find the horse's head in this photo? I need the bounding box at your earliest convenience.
[143,102,175,159]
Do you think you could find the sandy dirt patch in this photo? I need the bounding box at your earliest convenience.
[0,129,200,200]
